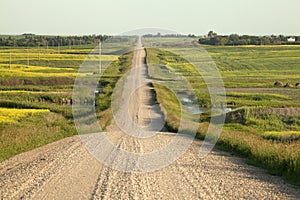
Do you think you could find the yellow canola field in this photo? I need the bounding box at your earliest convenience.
[0,108,50,123]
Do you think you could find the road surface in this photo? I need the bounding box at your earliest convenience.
[1,38,300,200]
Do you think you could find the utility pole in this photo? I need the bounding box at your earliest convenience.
[27,48,29,67]
[58,40,60,54]
[46,41,49,54]
[38,44,40,62]
[9,50,11,70]
[99,40,102,74]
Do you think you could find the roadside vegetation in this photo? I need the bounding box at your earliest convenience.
[145,44,300,186]
[95,52,133,129]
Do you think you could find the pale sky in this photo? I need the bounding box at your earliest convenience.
[1,0,300,36]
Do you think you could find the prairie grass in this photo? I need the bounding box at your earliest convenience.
[262,131,300,141]
[216,128,300,186]
[95,52,133,130]
[152,83,181,132]
[0,112,76,162]
[146,45,300,186]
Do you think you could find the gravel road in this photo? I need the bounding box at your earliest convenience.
[0,38,299,200]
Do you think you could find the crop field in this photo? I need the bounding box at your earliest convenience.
[0,39,135,161]
[206,45,300,89]
[0,108,50,123]
[144,37,300,185]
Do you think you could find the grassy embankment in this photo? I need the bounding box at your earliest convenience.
[146,44,300,186]
[95,52,133,129]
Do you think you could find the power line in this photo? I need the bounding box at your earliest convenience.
[99,40,102,74]
[27,48,29,67]
[38,44,40,62]
[9,50,11,70]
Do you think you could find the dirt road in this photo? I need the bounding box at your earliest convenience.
[1,38,300,200]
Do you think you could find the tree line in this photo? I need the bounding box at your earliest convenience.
[0,34,110,47]
[1,32,299,47]
[199,31,300,46]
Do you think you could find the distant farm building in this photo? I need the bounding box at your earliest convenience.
[287,37,296,43]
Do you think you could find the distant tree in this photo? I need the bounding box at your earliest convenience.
[279,35,285,41]
[188,34,196,38]
[210,36,227,45]
[208,31,217,38]
[260,37,271,45]
[228,34,239,45]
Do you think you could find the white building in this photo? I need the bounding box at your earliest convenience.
[287,37,296,43]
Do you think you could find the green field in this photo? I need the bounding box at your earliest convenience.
[0,39,135,162]
[144,37,300,186]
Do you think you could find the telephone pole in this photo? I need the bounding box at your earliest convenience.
[58,41,60,54]
[99,41,102,74]
[27,48,29,67]
[9,50,11,69]
[38,44,40,62]
[46,41,49,54]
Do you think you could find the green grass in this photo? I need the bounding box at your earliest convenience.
[216,128,300,186]
[152,83,182,132]
[226,92,300,107]
[0,42,134,162]
[143,38,300,89]
[225,107,300,133]
[206,45,300,88]
[146,43,300,187]
[0,112,76,162]
[262,131,300,141]
[95,52,133,129]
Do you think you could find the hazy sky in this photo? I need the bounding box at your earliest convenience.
[1,0,300,35]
